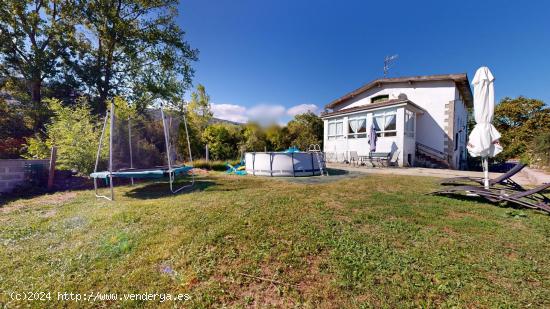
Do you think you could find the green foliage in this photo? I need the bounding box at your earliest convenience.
[182,84,214,158]
[74,0,198,111]
[531,131,550,167]
[265,124,290,151]
[192,159,240,171]
[24,98,104,174]
[0,0,77,128]
[0,97,33,158]
[494,96,550,165]
[202,123,240,160]
[287,112,324,150]
[187,84,213,131]
[240,123,267,152]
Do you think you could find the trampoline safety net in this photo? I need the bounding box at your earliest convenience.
[92,103,194,200]
[108,108,186,172]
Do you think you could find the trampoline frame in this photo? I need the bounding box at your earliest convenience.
[92,101,195,201]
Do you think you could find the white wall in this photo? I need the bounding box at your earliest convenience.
[333,81,456,154]
[324,107,404,165]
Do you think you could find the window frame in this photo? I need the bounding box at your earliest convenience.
[327,118,344,140]
[373,108,397,137]
[347,114,368,139]
[371,94,389,104]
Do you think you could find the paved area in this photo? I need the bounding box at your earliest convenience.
[326,163,539,186]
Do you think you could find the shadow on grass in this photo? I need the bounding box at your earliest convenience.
[432,191,535,212]
[0,185,92,208]
[124,179,216,200]
[270,168,367,184]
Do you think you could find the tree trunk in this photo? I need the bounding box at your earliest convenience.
[31,79,41,104]
[30,79,44,129]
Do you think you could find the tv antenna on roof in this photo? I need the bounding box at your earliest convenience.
[384,54,399,77]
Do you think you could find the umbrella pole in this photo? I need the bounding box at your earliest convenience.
[483,156,489,189]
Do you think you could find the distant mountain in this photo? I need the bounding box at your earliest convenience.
[209,117,244,126]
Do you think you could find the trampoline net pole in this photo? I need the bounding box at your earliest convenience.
[128,117,134,185]
[109,100,115,200]
[160,106,173,192]
[182,108,195,187]
[94,110,109,199]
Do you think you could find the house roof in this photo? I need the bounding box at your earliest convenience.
[320,98,425,118]
[325,73,473,110]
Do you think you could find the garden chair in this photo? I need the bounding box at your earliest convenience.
[385,150,400,167]
[349,151,361,167]
[439,163,526,190]
[430,183,550,213]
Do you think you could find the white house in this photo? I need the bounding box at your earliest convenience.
[321,73,473,169]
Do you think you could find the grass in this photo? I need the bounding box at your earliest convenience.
[192,159,241,171]
[1,171,549,308]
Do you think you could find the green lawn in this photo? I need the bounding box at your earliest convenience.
[1,171,549,308]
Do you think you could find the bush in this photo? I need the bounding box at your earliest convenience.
[202,123,241,160]
[0,96,33,158]
[24,98,105,175]
[193,159,240,171]
[530,131,550,168]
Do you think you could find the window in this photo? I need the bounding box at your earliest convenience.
[371,94,389,103]
[327,118,344,140]
[373,109,397,137]
[347,114,367,139]
[405,110,415,137]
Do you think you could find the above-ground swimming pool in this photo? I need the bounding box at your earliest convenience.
[245,152,326,177]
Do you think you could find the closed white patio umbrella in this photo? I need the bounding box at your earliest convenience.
[467,66,502,189]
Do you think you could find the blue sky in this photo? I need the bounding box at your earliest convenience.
[178,0,550,123]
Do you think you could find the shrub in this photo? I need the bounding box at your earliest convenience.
[192,159,240,171]
[202,123,241,160]
[25,98,105,175]
[530,131,550,168]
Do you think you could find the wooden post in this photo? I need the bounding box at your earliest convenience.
[47,146,57,190]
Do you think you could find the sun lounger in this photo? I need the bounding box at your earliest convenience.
[430,183,550,213]
[439,163,526,189]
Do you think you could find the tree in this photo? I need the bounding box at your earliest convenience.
[240,122,267,152]
[202,123,240,160]
[493,96,550,162]
[25,97,104,174]
[0,0,77,128]
[287,112,323,150]
[531,132,550,167]
[0,96,33,158]
[74,0,198,113]
[265,124,290,151]
[187,84,213,130]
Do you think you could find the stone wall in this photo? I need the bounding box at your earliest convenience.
[0,159,50,193]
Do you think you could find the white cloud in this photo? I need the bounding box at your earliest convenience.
[210,103,320,125]
[246,104,286,125]
[211,103,248,123]
[286,104,318,116]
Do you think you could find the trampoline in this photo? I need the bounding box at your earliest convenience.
[91,100,195,201]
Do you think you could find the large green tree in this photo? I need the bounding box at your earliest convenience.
[187,84,213,131]
[287,112,323,150]
[202,123,240,160]
[73,0,198,113]
[0,0,76,127]
[240,122,267,152]
[265,124,290,151]
[493,96,550,162]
